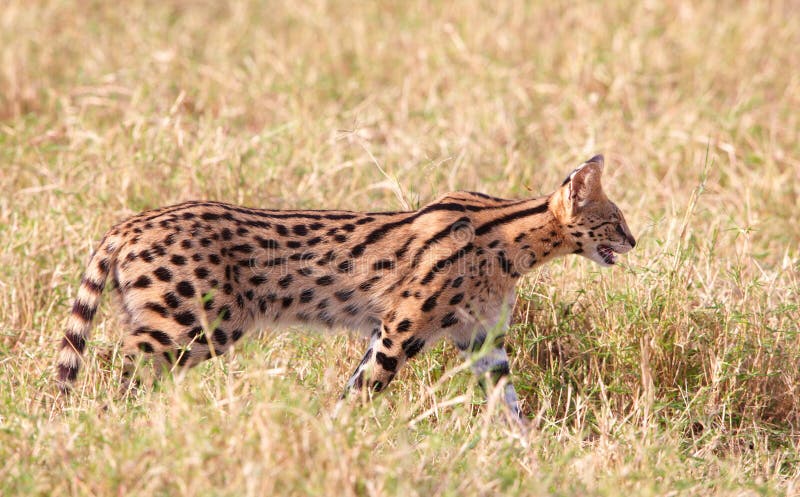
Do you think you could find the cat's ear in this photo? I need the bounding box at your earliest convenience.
[563,155,604,211]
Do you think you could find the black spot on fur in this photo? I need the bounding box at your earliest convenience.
[148,329,173,346]
[174,311,196,326]
[496,251,514,275]
[358,276,380,291]
[449,293,464,305]
[255,237,280,249]
[300,289,314,303]
[337,260,353,273]
[316,275,334,286]
[140,250,154,262]
[144,302,168,317]
[375,352,398,372]
[441,312,458,328]
[231,244,254,254]
[401,337,425,358]
[279,274,293,288]
[163,292,180,308]
[334,289,354,302]
[317,250,335,265]
[213,328,228,345]
[421,295,437,312]
[176,281,195,298]
[396,319,412,332]
[195,267,210,279]
[289,252,315,262]
[132,275,152,288]
[138,342,154,353]
[187,326,204,339]
[204,297,215,311]
[373,259,395,270]
[154,266,172,282]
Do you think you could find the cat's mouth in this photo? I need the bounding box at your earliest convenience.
[597,245,617,265]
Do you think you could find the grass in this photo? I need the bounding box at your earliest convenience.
[1,0,799,495]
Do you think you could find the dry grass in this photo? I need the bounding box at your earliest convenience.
[1,0,799,495]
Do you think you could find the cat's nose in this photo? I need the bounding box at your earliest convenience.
[628,234,636,248]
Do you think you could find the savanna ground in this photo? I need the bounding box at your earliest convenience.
[1,1,799,495]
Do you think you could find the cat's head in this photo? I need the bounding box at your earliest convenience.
[551,155,636,266]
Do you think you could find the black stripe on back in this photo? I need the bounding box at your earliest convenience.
[411,216,470,266]
[350,204,468,258]
[474,199,549,236]
[421,243,474,285]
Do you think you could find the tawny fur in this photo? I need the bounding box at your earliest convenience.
[57,155,635,419]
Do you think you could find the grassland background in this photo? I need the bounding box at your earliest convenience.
[1,1,799,495]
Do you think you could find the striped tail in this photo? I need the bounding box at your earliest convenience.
[57,234,118,393]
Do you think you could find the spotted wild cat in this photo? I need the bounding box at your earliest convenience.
[57,154,635,421]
